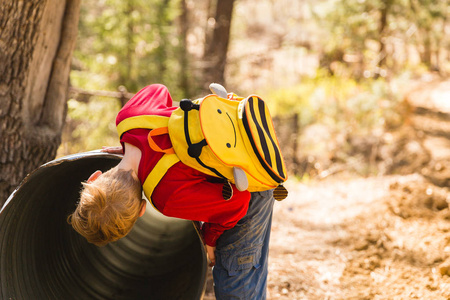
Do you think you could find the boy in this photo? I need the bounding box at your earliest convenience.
[68,84,252,265]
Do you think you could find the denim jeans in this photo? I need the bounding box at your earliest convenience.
[213,190,275,300]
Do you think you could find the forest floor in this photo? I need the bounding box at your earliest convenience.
[268,174,450,299]
[204,79,450,300]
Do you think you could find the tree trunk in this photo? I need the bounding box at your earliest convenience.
[378,0,389,69]
[0,0,81,206]
[120,0,135,95]
[202,0,235,92]
[421,28,432,68]
[204,0,216,49]
[178,0,191,97]
[155,0,171,80]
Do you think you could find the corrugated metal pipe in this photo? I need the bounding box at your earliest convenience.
[0,152,207,300]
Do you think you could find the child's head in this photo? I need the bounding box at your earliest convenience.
[68,167,144,246]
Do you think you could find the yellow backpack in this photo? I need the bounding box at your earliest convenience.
[168,84,288,200]
[117,84,288,201]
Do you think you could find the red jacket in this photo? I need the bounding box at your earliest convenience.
[116,84,250,246]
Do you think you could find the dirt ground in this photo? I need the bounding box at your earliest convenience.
[204,80,450,300]
[268,174,450,300]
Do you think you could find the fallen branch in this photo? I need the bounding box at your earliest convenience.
[68,86,135,104]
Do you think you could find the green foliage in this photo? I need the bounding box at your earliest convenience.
[61,0,192,156]
[267,73,406,134]
[58,98,120,157]
[74,0,185,97]
[315,0,449,77]
[62,0,447,163]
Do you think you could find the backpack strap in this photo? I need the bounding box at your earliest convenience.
[148,127,176,154]
[179,99,227,180]
[116,114,181,202]
[142,153,180,201]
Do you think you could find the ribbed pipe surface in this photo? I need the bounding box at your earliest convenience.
[0,152,207,300]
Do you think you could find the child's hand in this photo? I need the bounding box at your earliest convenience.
[206,245,216,267]
[101,146,123,154]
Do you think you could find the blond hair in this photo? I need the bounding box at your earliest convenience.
[68,167,143,246]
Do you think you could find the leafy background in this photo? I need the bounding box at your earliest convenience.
[60,0,449,180]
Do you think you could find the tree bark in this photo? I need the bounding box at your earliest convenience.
[155,0,171,80]
[0,0,81,205]
[378,0,392,70]
[202,0,235,92]
[120,0,135,97]
[178,0,191,97]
